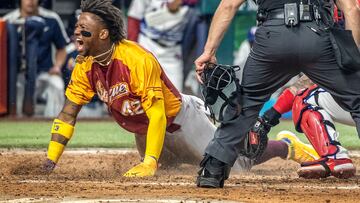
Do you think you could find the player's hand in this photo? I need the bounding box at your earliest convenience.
[335,0,357,12]
[41,159,56,174]
[123,155,157,177]
[48,65,62,75]
[167,0,183,13]
[194,52,217,84]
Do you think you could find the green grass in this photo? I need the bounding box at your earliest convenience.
[0,120,134,148]
[0,120,359,149]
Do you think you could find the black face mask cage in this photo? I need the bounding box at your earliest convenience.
[204,63,240,92]
[201,63,242,123]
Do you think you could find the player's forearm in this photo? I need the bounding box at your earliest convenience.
[344,9,360,47]
[145,99,167,160]
[336,0,360,46]
[167,0,182,13]
[53,48,67,69]
[289,75,314,95]
[57,99,82,125]
[203,0,244,55]
[48,119,74,163]
[47,99,82,164]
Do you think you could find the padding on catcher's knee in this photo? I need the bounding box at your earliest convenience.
[292,85,319,133]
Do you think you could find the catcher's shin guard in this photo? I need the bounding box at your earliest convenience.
[292,86,355,178]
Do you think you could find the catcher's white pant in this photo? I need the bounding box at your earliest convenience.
[308,88,355,126]
[138,33,184,92]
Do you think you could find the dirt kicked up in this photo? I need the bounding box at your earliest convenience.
[0,150,359,203]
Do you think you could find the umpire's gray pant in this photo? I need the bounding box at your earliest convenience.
[205,19,360,166]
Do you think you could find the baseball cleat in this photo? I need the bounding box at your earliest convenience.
[196,155,230,188]
[277,130,320,163]
[297,157,356,179]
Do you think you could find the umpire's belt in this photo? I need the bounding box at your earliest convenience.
[266,9,285,20]
[261,8,318,21]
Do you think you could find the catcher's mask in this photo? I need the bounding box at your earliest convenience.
[201,63,242,122]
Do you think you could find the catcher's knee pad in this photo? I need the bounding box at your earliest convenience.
[292,84,319,131]
[292,85,340,158]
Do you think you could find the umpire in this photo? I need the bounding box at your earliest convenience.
[195,0,360,188]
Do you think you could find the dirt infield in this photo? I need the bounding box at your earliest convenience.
[0,150,360,202]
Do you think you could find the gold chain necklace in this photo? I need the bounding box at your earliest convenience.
[75,44,115,66]
[93,44,115,66]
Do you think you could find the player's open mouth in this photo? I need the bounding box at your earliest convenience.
[76,38,85,52]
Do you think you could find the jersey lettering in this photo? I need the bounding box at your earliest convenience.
[121,99,144,116]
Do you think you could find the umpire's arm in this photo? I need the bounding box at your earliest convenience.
[336,0,360,46]
[195,0,245,83]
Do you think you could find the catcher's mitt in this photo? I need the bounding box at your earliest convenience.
[240,117,271,160]
[201,63,242,122]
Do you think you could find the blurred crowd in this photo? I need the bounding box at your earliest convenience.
[0,0,256,118]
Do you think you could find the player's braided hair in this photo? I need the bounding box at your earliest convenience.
[80,0,126,43]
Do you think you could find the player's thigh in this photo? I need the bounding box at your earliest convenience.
[165,95,216,162]
[317,91,355,126]
[304,62,360,115]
